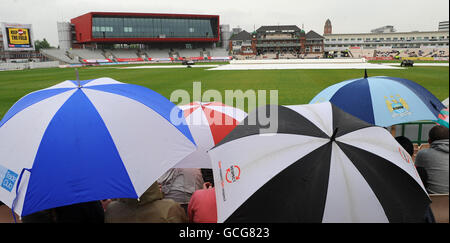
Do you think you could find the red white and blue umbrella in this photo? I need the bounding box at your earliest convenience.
[174,102,247,168]
[310,76,445,127]
[209,102,430,223]
[0,77,196,217]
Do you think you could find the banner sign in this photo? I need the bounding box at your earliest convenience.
[189,56,207,60]
[148,57,174,61]
[364,57,395,61]
[1,22,35,51]
[82,59,113,63]
[433,57,449,61]
[208,56,232,60]
[116,58,144,62]
[402,57,434,61]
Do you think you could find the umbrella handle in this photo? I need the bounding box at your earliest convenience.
[11,167,31,223]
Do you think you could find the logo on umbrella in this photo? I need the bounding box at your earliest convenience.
[0,165,18,192]
[385,95,412,118]
[218,161,227,202]
[398,147,411,164]
[225,165,241,183]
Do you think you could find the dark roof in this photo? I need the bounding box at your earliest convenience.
[306,30,324,39]
[299,29,306,37]
[229,30,252,41]
[256,25,301,32]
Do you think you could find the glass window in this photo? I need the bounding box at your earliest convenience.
[90,16,217,39]
[154,18,161,37]
[161,18,169,37]
[145,18,153,37]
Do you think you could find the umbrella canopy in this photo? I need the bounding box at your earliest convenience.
[436,107,449,128]
[173,102,247,168]
[309,76,445,127]
[0,77,196,217]
[208,102,430,223]
[442,97,449,107]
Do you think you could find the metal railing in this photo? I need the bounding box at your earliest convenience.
[256,43,301,47]
[393,121,437,145]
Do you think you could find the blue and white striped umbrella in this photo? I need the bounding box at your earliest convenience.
[310,76,445,127]
[0,77,196,217]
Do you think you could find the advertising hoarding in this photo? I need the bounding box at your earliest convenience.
[1,22,35,51]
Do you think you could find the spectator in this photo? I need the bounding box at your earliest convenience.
[158,168,204,214]
[414,125,449,194]
[394,137,436,223]
[395,136,414,157]
[104,181,187,223]
[21,201,104,223]
[0,201,22,223]
[100,199,112,212]
[188,182,217,223]
[201,168,214,187]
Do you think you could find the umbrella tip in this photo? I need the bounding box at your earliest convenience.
[75,68,81,88]
[364,69,368,79]
[330,128,338,142]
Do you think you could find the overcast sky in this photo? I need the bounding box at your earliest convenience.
[1,0,448,46]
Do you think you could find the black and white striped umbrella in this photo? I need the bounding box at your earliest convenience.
[208,102,430,223]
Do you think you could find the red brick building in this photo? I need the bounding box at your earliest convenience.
[228,30,255,55]
[324,19,332,35]
[305,30,325,54]
[254,25,305,55]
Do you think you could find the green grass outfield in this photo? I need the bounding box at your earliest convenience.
[0,64,448,117]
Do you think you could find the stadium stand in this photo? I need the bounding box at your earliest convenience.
[349,48,364,58]
[40,48,79,64]
[374,49,401,58]
[103,50,115,60]
[145,49,170,59]
[169,49,179,59]
[232,54,257,60]
[209,48,229,57]
[68,49,107,60]
[362,49,376,58]
[373,47,449,59]
[304,53,323,59]
[200,49,210,58]
[424,48,449,57]
[177,49,202,58]
[257,53,277,59]
[111,49,140,59]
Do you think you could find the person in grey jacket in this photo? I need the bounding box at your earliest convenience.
[157,168,204,214]
[415,125,449,194]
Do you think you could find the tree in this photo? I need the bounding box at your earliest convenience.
[34,38,52,51]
